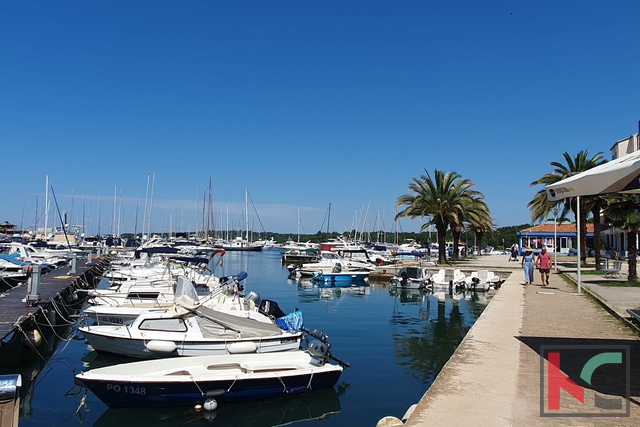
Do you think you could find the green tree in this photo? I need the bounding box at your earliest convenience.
[528,150,606,263]
[603,194,640,281]
[396,169,486,263]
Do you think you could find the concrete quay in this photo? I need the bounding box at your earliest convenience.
[386,254,640,427]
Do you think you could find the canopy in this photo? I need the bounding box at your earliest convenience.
[543,150,640,293]
[546,150,640,201]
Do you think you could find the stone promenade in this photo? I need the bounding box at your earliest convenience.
[398,255,640,427]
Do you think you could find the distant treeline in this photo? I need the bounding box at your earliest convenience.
[120,224,532,249]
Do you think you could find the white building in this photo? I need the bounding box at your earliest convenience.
[599,122,640,257]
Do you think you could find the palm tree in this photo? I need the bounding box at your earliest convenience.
[468,211,498,256]
[603,194,640,281]
[450,195,492,259]
[395,169,486,263]
[529,150,606,263]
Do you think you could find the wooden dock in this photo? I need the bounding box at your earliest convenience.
[0,257,109,342]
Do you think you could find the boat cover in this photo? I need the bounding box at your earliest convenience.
[276,311,304,333]
[195,306,285,339]
[174,276,199,303]
[167,256,209,265]
[0,254,29,266]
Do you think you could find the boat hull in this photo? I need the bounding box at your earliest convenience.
[389,278,429,289]
[312,272,370,283]
[80,328,302,359]
[76,352,343,407]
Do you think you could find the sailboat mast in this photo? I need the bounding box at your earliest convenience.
[148,172,156,239]
[44,175,49,236]
[245,187,249,241]
[34,195,39,234]
[112,185,117,236]
[326,203,331,239]
[142,174,150,241]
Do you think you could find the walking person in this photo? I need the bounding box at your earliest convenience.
[536,246,552,286]
[521,246,535,285]
[509,242,519,262]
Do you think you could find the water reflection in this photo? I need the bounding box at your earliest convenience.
[92,385,345,427]
[294,278,370,301]
[389,287,488,385]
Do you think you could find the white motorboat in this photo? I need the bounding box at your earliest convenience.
[294,251,375,277]
[390,266,433,289]
[78,299,304,359]
[431,268,466,287]
[76,348,345,407]
[84,273,264,326]
[88,252,226,307]
[467,270,501,292]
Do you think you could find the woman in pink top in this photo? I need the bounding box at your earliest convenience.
[536,247,552,286]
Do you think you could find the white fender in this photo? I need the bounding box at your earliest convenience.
[227,341,258,354]
[145,340,177,353]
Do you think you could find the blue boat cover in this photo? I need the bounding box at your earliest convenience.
[276,310,304,333]
[0,254,29,266]
[396,251,425,258]
[167,256,209,265]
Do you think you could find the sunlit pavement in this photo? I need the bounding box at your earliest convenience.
[393,253,640,427]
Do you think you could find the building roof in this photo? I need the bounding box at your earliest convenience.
[519,223,594,234]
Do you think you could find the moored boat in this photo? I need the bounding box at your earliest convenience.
[78,302,303,359]
[311,269,370,283]
[390,266,433,289]
[76,349,345,407]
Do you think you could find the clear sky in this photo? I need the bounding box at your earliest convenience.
[2,1,640,237]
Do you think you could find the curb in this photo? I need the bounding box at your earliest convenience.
[560,271,640,334]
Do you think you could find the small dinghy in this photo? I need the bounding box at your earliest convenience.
[76,341,347,407]
[310,263,370,283]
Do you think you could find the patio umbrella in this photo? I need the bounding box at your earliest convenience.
[546,150,640,201]
[545,150,640,293]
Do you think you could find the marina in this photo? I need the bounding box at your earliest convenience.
[0,247,489,426]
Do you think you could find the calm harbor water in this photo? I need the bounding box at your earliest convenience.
[16,249,488,427]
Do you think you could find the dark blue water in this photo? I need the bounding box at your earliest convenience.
[16,250,487,427]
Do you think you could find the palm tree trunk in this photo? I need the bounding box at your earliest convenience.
[475,231,483,255]
[628,228,637,282]
[452,227,461,261]
[436,224,447,264]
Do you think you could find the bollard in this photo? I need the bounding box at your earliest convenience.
[97,247,102,259]
[69,257,77,276]
[0,374,21,427]
[25,264,42,307]
[86,250,93,265]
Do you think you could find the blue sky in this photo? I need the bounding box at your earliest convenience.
[2,1,640,237]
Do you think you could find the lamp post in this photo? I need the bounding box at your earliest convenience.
[553,206,559,270]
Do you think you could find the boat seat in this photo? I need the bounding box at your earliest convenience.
[240,363,300,373]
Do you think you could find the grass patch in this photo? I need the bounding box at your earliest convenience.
[562,263,597,269]
[579,270,607,275]
[597,281,640,287]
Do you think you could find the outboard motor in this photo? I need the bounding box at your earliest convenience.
[286,264,299,279]
[307,339,329,359]
[303,327,350,368]
[244,291,261,309]
[259,299,287,319]
[400,271,409,287]
[219,271,247,295]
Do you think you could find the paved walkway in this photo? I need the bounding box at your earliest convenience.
[396,254,640,427]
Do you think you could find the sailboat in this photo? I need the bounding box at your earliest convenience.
[217,188,263,252]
